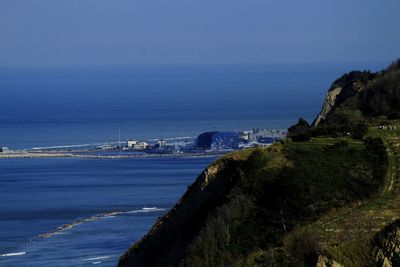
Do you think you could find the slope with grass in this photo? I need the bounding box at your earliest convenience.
[285,129,400,266]
[119,138,388,267]
[119,59,400,267]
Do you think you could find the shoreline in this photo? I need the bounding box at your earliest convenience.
[0,150,227,159]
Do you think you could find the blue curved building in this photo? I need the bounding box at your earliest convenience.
[211,132,239,150]
[196,131,239,150]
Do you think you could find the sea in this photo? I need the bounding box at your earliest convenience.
[0,63,386,266]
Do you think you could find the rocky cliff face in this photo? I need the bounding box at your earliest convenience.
[315,255,343,267]
[118,153,248,267]
[118,61,399,267]
[312,71,375,126]
[373,219,400,267]
[313,86,343,126]
[316,219,400,267]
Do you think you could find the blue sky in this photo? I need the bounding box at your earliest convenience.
[0,0,399,66]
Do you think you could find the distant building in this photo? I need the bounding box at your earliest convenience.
[239,131,254,141]
[134,141,149,150]
[211,132,239,150]
[195,129,286,150]
[253,128,271,137]
[127,139,138,147]
[157,139,167,148]
[195,131,239,150]
[195,131,219,150]
[127,139,149,150]
[252,128,287,140]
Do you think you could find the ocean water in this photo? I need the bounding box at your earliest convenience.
[0,63,385,150]
[0,63,386,266]
[0,157,214,266]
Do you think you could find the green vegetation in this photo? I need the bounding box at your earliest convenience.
[119,59,400,267]
[328,70,375,109]
[360,60,400,117]
[289,116,368,141]
[180,138,387,267]
[283,129,400,267]
[321,59,400,125]
[288,118,311,141]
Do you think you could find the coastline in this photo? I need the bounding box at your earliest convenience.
[0,150,214,267]
[0,150,227,159]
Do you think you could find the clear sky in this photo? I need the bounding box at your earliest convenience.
[0,0,399,66]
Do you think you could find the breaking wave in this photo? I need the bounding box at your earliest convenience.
[81,255,111,261]
[38,207,165,238]
[0,252,26,257]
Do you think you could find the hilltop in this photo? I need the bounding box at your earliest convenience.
[119,59,400,267]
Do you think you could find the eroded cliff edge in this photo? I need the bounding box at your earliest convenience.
[119,139,389,266]
[118,151,251,267]
[119,59,400,267]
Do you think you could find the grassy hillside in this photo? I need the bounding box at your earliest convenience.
[119,59,400,267]
[286,128,400,267]
[324,59,400,126]
[119,138,387,267]
[180,139,387,267]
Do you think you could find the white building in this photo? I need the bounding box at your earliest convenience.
[157,139,167,148]
[135,141,149,150]
[127,139,149,150]
[127,139,138,148]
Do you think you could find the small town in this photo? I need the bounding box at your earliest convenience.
[0,128,287,158]
[99,128,287,154]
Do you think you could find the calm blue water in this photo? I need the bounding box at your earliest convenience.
[0,63,387,266]
[0,63,385,150]
[0,157,214,266]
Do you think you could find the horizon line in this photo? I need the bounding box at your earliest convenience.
[0,60,392,69]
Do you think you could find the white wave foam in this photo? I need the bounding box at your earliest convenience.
[142,207,158,210]
[39,207,166,238]
[0,252,26,257]
[82,256,111,261]
[103,215,116,218]
[92,262,102,265]
[123,207,165,214]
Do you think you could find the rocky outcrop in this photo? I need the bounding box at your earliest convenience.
[315,255,343,267]
[312,71,375,126]
[313,86,343,126]
[118,62,398,267]
[320,220,400,267]
[118,154,246,267]
[373,219,400,267]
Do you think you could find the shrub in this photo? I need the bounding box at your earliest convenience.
[288,118,311,142]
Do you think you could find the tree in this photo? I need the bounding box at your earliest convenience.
[288,118,311,142]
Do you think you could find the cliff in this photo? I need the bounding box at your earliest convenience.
[312,71,375,126]
[119,141,389,266]
[119,59,400,267]
[373,220,400,267]
[118,151,252,267]
[313,59,400,126]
